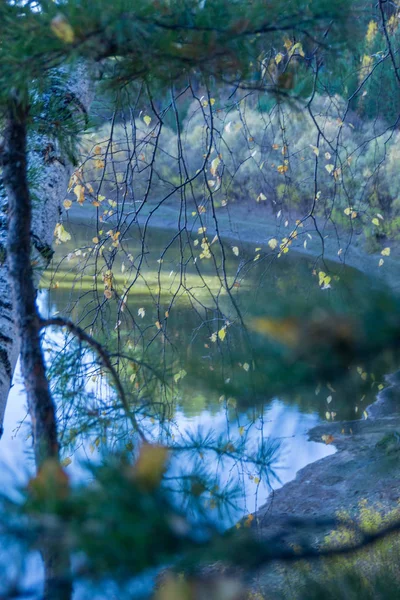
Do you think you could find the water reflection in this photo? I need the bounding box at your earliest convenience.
[0,308,334,522]
[42,221,395,420]
[167,401,335,524]
[0,329,336,598]
[0,222,357,595]
[0,363,335,520]
[2,215,394,515]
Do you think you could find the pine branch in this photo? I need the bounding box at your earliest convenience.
[40,316,147,442]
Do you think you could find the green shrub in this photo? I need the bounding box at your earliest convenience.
[80,92,400,248]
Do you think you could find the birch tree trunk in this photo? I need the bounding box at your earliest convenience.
[1,64,93,600]
[0,63,93,436]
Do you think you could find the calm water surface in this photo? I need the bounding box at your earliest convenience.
[2,220,386,511]
[3,218,393,596]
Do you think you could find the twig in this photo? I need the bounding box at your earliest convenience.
[40,316,147,442]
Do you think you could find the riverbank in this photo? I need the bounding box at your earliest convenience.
[245,373,400,597]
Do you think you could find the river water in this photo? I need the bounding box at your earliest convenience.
[2,219,388,506]
[1,217,395,596]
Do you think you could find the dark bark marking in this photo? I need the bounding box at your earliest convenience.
[0,347,12,379]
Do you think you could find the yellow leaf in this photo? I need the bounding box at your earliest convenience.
[218,327,227,341]
[379,258,384,267]
[73,184,85,205]
[325,411,331,420]
[63,199,72,210]
[283,37,293,51]
[210,98,216,106]
[132,443,169,490]
[310,145,319,156]
[239,426,244,436]
[51,14,75,43]
[61,457,72,467]
[244,514,254,527]
[155,321,162,330]
[243,362,250,372]
[138,307,145,318]
[321,434,335,445]
[275,52,284,64]
[381,247,391,256]
[257,192,267,202]
[325,164,334,174]
[318,271,331,287]
[372,218,380,227]
[174,369,187,383]
[94,145,102,155]
[94,159,105,169]
[366,20,378,44]
[198,227,206,234]
[277,164,288,174]
[104,289,113,299]
[232,246,239,256]
[143,115,152,126]
[210,157,221,176]
[268,238,278,250]
[290,42,305,57]
[102,269,113,288]
[92,236,99,244]
[54,223,71,243]
[210,332,217,343]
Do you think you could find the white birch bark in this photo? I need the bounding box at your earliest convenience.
[0,62,93,435]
